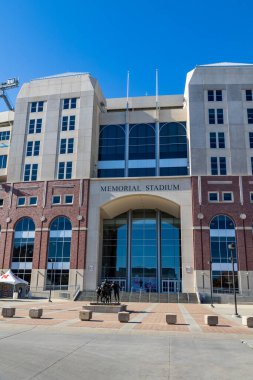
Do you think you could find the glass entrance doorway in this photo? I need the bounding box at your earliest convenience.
[162,280,181,293]
[101,209,181,292]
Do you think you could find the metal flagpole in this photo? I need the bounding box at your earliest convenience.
[125,71,130,178]
[126,70,130,111]
[155,69,160,176]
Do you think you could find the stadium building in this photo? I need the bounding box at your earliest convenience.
[1,62,253,299]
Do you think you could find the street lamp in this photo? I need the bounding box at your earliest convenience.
[208,259,214,307]
[228,243,239,317]
[48,258,54,302]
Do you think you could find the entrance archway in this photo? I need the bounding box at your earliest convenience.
[100,195,181,293]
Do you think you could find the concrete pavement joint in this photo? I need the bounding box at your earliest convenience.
[120,303,158,330]
[178,304,202,332]
[27,337,96,380]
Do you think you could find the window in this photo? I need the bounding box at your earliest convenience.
[210,215,238,293]
[0,155,7,169]
[63,98,77,109]
[210,132,225,148]
[222,192,233,202]
[26,142,33,156]
[249,133,253,148]
[217,109,224,124]
[31,101,44,113]
[251,157,253,175]
[208,109,215,124]
[208,192,219,202]
[11,217,35,284]
[29,197,37,206]
[46,217,72,290]
[218,132,225,148]
[60,139,66,154]
[246,90,253,101]
[247,109,253,124]
[17,197,26,206]
[52,195,61,204]
[99,125,125,161]
[26,141,40,156]
[250,192,253,202]
[129,124,155,159]
[23,164,38,181]
[208,109,224,124]
[58,161,72,179]
[98,122,188,179]
[219,157,227,174]
[211,157,227,175]
[208,91,214,102]
[64,195,73,204]
[0,199,3,207]
[28,119,42,134]
[208,90,222,101]
[60,138,74,154]
[0,131,10,141]
[61,116,76,131]
[210,132,217,148]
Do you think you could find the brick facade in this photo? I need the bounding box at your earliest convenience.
[192,176,253,271]
[0,179,89,272]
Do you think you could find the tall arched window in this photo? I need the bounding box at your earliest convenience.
[159,122,188,176]
[129,124,156,176]
[99,125,125,161]
[46,216,72,290]
[98,125,125,178]
[11,217,35,283]
[210,215,238,293]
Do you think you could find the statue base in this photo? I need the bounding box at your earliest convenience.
[82,303,127,313]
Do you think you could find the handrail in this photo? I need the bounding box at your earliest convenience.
[73,285,80,301]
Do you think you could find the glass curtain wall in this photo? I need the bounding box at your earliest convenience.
[210,215,238,293]
[101,214,127,289]
[11,217,35,283]
[46,217,72,290]
[161,212,181,292]
[131,210,157,291]
[98,122,187,178]
[101,209,181,292]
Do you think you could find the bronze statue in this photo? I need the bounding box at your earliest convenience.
[96,280,120,304]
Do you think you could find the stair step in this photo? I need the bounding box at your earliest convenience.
[76,291,198,303]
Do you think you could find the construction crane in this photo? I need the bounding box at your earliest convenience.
[0,78,19,111]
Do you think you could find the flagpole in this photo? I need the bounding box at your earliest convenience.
[125,71,130,178]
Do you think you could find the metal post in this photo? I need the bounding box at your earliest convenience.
[228,243,239,317]
[208,259,214,307]
[48,259,53,302]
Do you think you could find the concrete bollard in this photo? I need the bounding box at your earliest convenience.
[242,316,253,328]
[166,314,177,325]
[204,315,218,326]
[2,307,16,318]
[79,310,92,321]
[118,311,130,323]
[29,308,43,319]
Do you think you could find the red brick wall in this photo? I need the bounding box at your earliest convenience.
[192,176,253,271]
[0,179,89,270]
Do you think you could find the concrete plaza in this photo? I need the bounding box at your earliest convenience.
[0,300,253,379]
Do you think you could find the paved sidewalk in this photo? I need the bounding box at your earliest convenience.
[0,300,253,335]
[0,300,253,379]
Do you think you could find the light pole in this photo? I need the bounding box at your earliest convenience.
[208,259,214,307]
[48,258,54,302]
[228,243,239,317]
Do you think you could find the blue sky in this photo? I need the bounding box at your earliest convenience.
[1,0,253,110]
